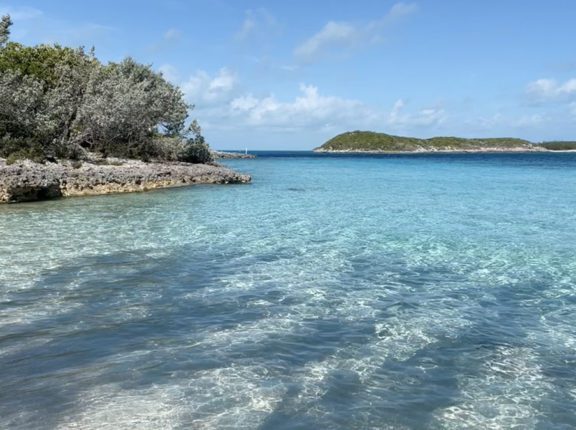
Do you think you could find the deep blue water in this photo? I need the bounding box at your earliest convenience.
[1,151,576,429]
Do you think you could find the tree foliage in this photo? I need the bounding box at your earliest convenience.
[179,120,213,164]
[0,14,210,163]
[0,15,11,48]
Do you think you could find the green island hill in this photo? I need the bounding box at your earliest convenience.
[314,131,576,153]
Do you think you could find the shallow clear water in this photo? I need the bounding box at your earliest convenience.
[1,152,576,429]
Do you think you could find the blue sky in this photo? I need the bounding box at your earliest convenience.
[2,0,576,149]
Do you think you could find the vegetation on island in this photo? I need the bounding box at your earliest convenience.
[0,15,213,165]
[316,131,536,152]
[540,141,576,151]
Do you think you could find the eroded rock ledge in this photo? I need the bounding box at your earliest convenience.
[212,151,256,159]
[0,158,251,203]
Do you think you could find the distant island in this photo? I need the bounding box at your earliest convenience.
[314,131,576,153]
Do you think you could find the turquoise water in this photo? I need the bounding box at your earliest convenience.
[1,152,576,429]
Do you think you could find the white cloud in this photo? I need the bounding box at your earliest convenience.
[386,99,446,128]
[182,68,238,104]
[154,65,449,138]
[512,113,546,127]
[163,28,181,41]
[179,72,574,146]
[236,8,278,41]
[387,2,419,20]
[237,14,256,40]
[227,84,379,131]
[452,111,551,139]
[294,2,418,62]
[526,78,576,100]
[294,22,357,60]
[149,27,182,52]
[158,64,180,83]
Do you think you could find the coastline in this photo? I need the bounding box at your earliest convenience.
[0,158,251,203]
[313,147,553,154]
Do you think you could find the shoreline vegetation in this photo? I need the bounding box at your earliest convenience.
[0,15,251,204]
[314,131,576,153]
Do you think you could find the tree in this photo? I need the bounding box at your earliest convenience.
[0,15,11,48]
[73,58,189,158]
[0,70,45,161]
[179,120,213,164]
[0,44,98,159]
[0,17,211,164]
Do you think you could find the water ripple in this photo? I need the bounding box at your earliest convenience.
[1,153,576,428]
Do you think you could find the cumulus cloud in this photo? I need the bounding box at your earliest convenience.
[526,78,576,100]
[155,65,450,136]
[181,68,238,104]
[386,99,446,128]
[294,2,417,62]
[228,84,380,130]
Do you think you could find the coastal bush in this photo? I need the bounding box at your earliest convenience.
[4,140,45,165]
[178,121,214,164]
[150,137,186,162]
[179,140,213,164]
[0,15,211,164]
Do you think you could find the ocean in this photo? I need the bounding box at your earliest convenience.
[1,151,576,429]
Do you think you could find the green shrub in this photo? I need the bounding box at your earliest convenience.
[179,138,213,164]
[1,136,46,163]
[149,136,184,162]
[177,120,213,164]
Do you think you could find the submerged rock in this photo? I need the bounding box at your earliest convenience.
[0,159,251,203]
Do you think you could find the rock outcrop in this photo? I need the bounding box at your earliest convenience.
[212,151,256,159]
[0,159,251,203]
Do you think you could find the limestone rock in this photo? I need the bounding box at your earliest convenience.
[0,159,251,203]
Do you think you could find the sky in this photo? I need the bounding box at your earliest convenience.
[1,0,576,149]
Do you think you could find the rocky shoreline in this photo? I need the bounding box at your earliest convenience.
[212,151,256,159]
[0,158,251,203]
